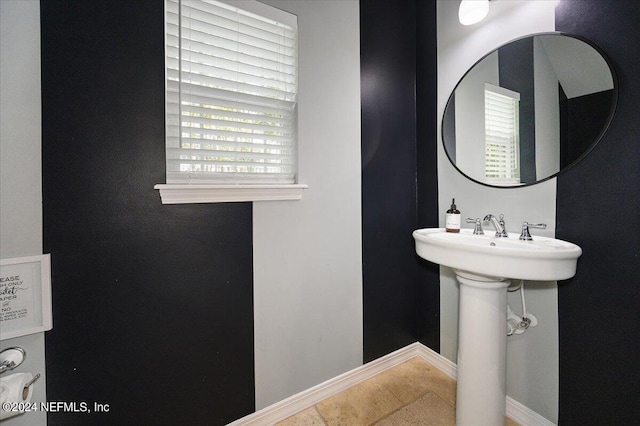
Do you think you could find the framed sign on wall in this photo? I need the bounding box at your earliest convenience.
[0,254,53,340]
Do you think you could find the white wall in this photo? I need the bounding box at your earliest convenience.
[253,0,362,409]
[437,1,559,422]
[0,1,47,425]
[454,51,498,181]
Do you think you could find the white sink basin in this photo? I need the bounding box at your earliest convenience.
[413,228,582,281]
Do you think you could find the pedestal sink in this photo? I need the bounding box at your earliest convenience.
[413,228,582,425]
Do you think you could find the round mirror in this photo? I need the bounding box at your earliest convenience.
[442,32,617,187]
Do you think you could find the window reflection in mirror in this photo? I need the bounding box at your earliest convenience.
[484,83,520,185]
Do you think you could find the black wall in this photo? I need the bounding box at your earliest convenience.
[41,1,254,424]
[361,0,439,362]
[555,1,640,423]
[498,38,536,183]
[415,0,440,351]
[361,0,419,361]
[560,89,615,169]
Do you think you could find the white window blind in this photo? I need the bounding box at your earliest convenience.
[484,83,520,185]
[165,0,298,184]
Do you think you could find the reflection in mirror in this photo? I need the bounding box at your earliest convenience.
[442,33,617,187]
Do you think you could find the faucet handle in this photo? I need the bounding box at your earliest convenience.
[519,222,547,241]
[466,218,484,235]
[497,214,508,237]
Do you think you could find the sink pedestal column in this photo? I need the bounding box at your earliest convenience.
[455,271,510,426]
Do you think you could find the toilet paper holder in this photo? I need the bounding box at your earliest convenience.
[0,372,41,421]
[0,347,26,374]
[22,373,40,400]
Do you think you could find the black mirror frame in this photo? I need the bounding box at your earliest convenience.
[441,31,618,188]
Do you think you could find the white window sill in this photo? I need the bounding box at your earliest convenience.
[154,184,308,204]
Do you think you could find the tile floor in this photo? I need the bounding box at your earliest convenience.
[276,357,519,426]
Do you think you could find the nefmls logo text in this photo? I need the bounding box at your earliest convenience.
[42,402,89,412]
[41,401,110,412]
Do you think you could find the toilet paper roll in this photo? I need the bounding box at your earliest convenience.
[0,372,34,421]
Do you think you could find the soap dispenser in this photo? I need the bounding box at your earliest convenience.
[446,198,461,233]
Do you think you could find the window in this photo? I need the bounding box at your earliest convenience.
[156,0,305,203]
[484,83,520,185]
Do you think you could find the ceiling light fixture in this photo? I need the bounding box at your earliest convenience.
[458,0,490,26]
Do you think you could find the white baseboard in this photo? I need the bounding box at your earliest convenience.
[413,342,458,379]
[505,396,557,426]
[228,342,555,426]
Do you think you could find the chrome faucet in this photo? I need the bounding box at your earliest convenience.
[466,218,484,235]
[484,214,508,237]
[519,222,547,241]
